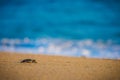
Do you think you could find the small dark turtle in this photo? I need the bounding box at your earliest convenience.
[20,59,37,63]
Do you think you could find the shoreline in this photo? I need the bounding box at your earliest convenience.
[0,51,120,60]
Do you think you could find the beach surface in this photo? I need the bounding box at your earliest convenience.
[0,52,120,80]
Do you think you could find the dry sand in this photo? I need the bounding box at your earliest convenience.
[0,52,120,80]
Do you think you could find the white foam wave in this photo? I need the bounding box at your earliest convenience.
[0,38,120,59]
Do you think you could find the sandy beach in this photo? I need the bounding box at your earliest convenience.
[0,52,120,80]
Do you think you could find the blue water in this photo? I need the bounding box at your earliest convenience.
[0,0,120,59]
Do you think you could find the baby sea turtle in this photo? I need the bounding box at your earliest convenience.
[20,59,37,63]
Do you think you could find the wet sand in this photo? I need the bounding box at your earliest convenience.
[0,52,120,80]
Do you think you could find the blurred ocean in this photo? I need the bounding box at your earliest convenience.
[0,0,120,59]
